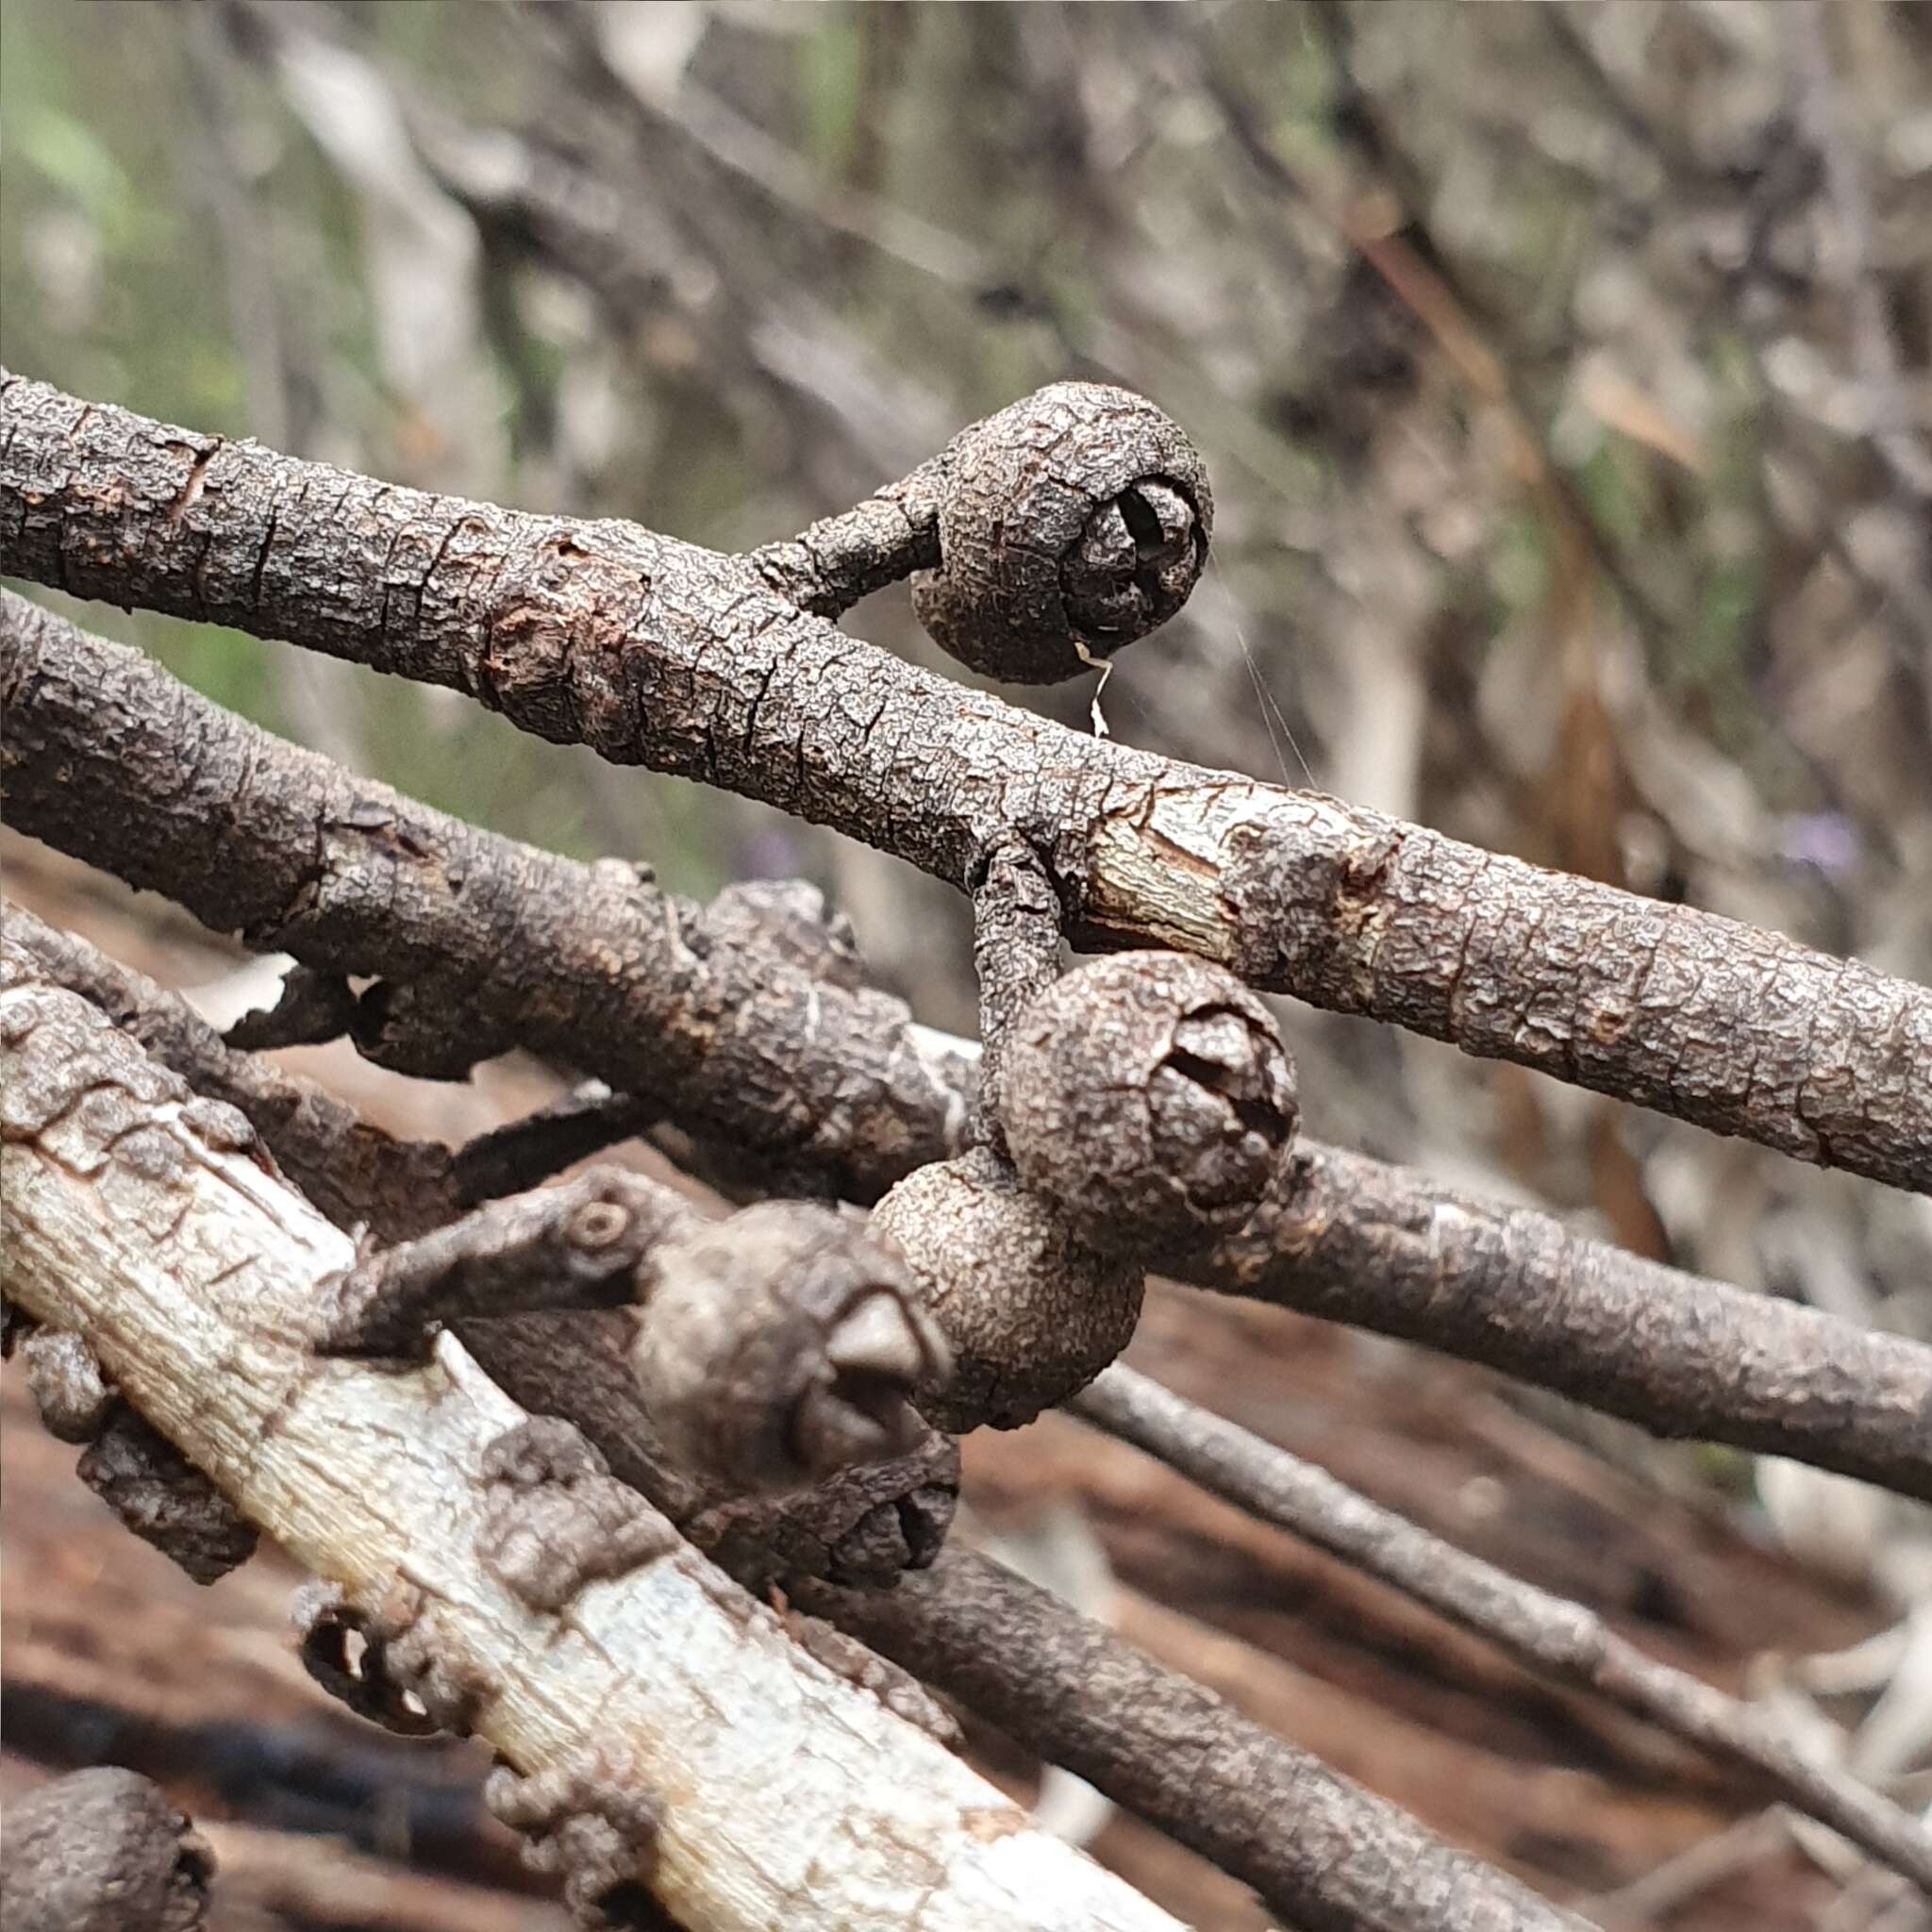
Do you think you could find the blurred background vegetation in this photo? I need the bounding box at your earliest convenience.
[5,6,1932,1923]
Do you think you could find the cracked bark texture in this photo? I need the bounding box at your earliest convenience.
[6,599,1927,1496]
[0,586,972,1204]
[0,963,1183,1932]
[1197,1140,1932,1501]
[4,373,1927,1192]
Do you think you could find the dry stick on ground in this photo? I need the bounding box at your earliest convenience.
[1073,1365,1932,1893]
[13,932,1919,1908]
[48,898,1906,1895]
[5,596,1929,1498]
[799,1547,1591,1932]
[3,373,1927,1193]
[0,964,1184,1932]
[3,904,962,1591]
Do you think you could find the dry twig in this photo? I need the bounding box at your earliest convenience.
[1073,1365,1932,1893]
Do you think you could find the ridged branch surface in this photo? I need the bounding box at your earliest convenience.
[4,370,1927,1192]
[0,960,1179,1932]
[6,591,1927,1497]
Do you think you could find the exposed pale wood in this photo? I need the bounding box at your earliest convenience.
[0,970,1181,1932]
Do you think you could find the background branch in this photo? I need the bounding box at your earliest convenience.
[1072,1365,1932,1891]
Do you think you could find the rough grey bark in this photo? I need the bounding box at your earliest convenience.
[4,372,1927,1192]
[6,595,1927,1496]
[0,1767,213,1932]
[1073,1365,1932,1892]
[800,1548,1587,1932]
[1196,1138,1932,1502]
[969,841,1065,1148]
[0,587,972,1205]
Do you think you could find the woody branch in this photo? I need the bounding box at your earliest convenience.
[3,370,1928,1194]
[4,591,1927,1496]
[0,958,1183,1932]
[12,909,1927,1901]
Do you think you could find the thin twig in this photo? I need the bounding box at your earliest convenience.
[1073,1365,1932,1893]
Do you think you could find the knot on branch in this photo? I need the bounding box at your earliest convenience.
[633,1205,951,1492]
[19,1322,257,1585]
[870,1147,1142,1433]
[911,381,1211,684]
[999,952,1299,1257]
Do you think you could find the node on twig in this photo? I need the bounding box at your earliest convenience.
[911,381,1211,683]
[870,1147,1143,1432]
[999,952,1299,1257]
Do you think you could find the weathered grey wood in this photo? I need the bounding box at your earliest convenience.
[0,962,1182,1932]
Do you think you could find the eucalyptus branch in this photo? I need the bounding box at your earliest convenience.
[5,372,1928,1191]
[0,588,971,1206]
[7,594,1927,1494]
[5,906,960,1588]
[1073,1366,1932,1893]
[970,841,1066,1145]
[799,1547,1591,1932]
[1191,1137,1932,1502]
[0,961,1176,1932]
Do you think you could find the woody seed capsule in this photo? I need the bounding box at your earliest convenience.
[998,952,1299,1257]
